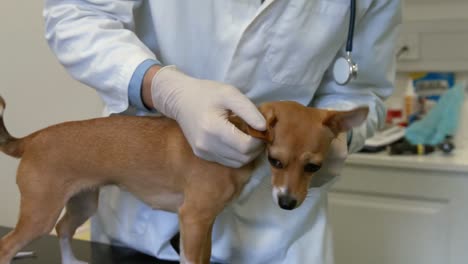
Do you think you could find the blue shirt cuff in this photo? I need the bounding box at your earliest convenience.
[128,59,161,111]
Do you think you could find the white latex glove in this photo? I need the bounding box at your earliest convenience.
[151,66,266,168]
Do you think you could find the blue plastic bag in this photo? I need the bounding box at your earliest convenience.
[405,83,465,145]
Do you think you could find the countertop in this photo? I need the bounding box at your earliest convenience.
[346,147,468,173]
[1,227,177,264]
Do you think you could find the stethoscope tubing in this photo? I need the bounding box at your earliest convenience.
[346,0,356,53]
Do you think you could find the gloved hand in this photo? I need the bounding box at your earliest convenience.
[310,132,348,188]
[151,66,266,168]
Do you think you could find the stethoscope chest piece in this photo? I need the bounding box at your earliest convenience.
[332,52,358,85]
[333,0,358,85]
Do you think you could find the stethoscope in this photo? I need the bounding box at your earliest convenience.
[332,0,358,85]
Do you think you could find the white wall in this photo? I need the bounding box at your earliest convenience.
[403,0,468,22]
[0,2,103,227]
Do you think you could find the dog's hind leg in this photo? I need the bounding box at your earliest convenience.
[55,190,99,264]
[0,177,65,264]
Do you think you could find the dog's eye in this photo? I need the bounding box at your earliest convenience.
[304,163,321,173]
[268,156,283,169]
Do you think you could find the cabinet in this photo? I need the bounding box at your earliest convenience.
[329,150,468,264]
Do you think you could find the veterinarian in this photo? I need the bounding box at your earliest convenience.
[44,1,401,263]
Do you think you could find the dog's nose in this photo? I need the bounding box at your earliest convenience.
[278,195,297,210]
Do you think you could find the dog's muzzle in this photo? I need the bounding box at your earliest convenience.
[273,187,298,210]
[277,194,297,210]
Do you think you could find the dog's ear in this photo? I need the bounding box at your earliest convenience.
[323,106,369,135]
[228,104,277,143]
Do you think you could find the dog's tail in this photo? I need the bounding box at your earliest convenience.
[0,96,24,158]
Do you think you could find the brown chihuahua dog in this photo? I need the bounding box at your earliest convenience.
[0,96,368,264]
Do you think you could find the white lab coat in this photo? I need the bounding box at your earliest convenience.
[44,0,401,263]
